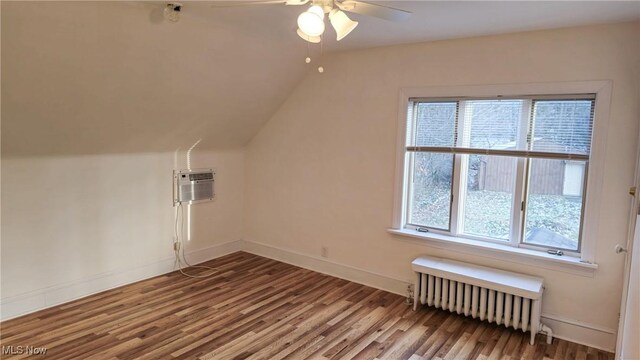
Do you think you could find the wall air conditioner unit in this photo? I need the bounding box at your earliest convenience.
[173,169,215,205]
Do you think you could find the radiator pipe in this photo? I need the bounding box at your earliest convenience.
[540,323,553,344]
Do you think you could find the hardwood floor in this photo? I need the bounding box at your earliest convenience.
[0,252,613,360]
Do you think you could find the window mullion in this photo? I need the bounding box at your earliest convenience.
[450,154,463,235]
[512,158,527,246]
[449,100,468,236]
[513,100,533,246]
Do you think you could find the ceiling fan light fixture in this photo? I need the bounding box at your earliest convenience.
[297,28,321,43]
[297,7,325,37]
[329,9,358,41]
[307,5,325,19]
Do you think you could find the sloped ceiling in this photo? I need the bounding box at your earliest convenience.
[2,1,639,156]
[2,1,309,156]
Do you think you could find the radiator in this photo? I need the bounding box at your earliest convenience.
[412,256,551,345]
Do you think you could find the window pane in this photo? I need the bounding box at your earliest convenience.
[462,155,516,240]
[524,159,585,251]
[531,100,594,155]
[463,100,523,150]
[409,152,453,230]
[414,102,458,147]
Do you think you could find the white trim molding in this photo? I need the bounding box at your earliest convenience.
[1,238,617,352]
[541,313,617,352]
[0,240,243,321]
[242,239,615,352]
[392,80,612,266]
[388,228,597,277]
[242,240,410,296]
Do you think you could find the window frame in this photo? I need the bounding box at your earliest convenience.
[391,81,612,267]
[405,97,592,255]
[519,158,590,254]
[405,152,456,232]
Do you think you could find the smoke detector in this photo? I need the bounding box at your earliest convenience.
[164,3,182,22]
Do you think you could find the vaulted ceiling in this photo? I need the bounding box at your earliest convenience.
[3,1,639,156]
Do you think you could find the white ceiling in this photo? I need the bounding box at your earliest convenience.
[208,1,640,50]
[2,1,639,156]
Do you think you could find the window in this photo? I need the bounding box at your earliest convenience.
[402,95,596,254]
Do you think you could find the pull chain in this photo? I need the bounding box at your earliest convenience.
[318,35,324,73]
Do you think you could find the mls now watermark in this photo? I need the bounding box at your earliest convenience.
[2,345,48,356]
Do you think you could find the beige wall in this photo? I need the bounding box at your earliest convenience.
[2,13,638,350]
[244,22,640,350]
[1,149,244,314]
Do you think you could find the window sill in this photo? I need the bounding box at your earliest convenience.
[387,228,598,277]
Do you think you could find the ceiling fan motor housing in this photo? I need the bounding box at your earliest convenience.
[313,0,335,13]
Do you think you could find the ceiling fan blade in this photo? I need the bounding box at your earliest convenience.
[285,0,310,5]
[210,0,308,7]
[337,1,411,22]
[210,1,284,7]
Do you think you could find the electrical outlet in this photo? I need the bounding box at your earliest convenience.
[321,246,328,258]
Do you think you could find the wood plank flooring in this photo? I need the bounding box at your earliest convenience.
[0,252,613,359]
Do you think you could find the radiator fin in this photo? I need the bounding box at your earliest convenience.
[414,275,541,335]
[448,280,456,312]
[416,278,531,330]
[487,289,495,323]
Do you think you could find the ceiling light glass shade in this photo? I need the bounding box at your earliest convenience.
[307,5,325,19]
[297,28,321,43]
[329,9,358,41]
[297,10,325,37]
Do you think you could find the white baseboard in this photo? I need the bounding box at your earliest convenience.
[541,313,617,352]
[0,238,618,352]
[0,240,243,321]
[243,239,617,353]
[243,240,411,296]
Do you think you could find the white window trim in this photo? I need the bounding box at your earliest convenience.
[390,81,612,274]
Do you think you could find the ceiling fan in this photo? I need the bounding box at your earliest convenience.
[212,0,412,43]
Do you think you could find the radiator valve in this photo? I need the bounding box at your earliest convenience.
[405,284,414,305]
[540,324,554,344]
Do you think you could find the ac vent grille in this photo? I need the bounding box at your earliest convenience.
[189,173,213,181]
[174,169,215,204]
